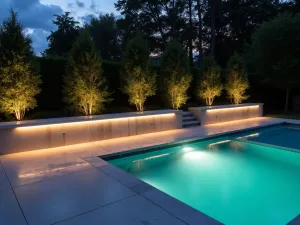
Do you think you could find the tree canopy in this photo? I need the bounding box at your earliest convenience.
[226,53,249,104]
[86,13,122,61]
[64,31,110,115]
[122,34,156,111]
[198,56,222,106]
[0,9,40,120]
[161,40,192,109]
[0,9,33,64]
[44,12,80,57]
[247,13,300,111]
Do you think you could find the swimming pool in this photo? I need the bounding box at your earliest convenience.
[107,124,300,225]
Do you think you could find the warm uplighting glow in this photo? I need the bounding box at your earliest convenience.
[206,105,260,113]
[18,162,88,179]
[15,113,175,130]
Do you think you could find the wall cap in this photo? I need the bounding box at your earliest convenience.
[0,110,181,129]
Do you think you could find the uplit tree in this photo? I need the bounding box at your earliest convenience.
[226,53,249,104]
[161,40,192,109]
[198,57,222,106]
[64,31,110,115]
[0,9,41,120]
[122,34,156,111]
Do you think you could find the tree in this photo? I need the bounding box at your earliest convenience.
[64,31,110,115]
[196,0,203,65]
[116,0,189,53]
[0,9,40,120]
[44,12,80,57]
[86,13,122,61]
[226,53,249,104]
[162,40,192,109]
[247,13,300,111]
[198,57,222,106]
[122,34,156,111]
[202,0,285,66]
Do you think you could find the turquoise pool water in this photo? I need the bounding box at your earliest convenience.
[108,124,300,225]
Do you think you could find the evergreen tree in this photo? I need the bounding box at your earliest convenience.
[122,34,156,112]
[247,14,300,111]
[226,53,249,104]
[86,13,122,61]
[161,40,192,110]
[63,31,110,115]
[45,12,80,57]
[198,57,222,106]
[0,9,41,120]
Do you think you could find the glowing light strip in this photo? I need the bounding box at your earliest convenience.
[206,105,260,113]
[236,133,259,139]
[16,113,175,129]
[208,140,231,147]
[133,153,170,162]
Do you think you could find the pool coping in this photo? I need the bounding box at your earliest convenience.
[101,120,286,160]
[86,158,223,225]
[95,120,297,225]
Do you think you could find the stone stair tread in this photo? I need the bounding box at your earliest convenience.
[182,111,200,127]
[183,117,197,122]
[182,121,200,125]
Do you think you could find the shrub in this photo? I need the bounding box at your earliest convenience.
[198,57,222,106]
[226,53,249,104]
[161,40,192,109]
[64,31,110,115]
[122,34,156,111]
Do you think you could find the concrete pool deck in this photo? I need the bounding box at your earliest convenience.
[0,117,298,225]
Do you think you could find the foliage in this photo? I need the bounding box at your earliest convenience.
[116,0,193,52]
[123,34,150,71]
[166,72,192,110]
[247,13,300,111]
[124,67,156,111]
[198,57,222,105]
[0,10,40,120]
[115,0,296,65]
[86,13,122,61]
[37,56,66,110]
[226,53,249,104]
[122,34,156,111]
[44,12,80,57]
[0,55,41,120]
[0,9,33,64]
[161,40,192,109]
[64,31,110,115]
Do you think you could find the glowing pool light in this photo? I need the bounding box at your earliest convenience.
[183,151,208,160]
[183,147,194,152]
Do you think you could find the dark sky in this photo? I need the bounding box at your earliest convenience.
[0,0,117,54]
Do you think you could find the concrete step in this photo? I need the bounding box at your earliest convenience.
[182,116,197,122]
[182,112,193,117]
[182,120,200,127]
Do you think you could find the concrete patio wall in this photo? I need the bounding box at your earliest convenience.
[0,110,182,155]
[189,103,263,125]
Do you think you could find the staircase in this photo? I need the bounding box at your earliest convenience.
[182,111,200,128]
